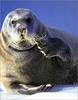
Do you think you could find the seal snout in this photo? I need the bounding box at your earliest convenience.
[18,25,26,33]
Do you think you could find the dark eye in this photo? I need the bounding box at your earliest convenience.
[25,17,33,25]
[11,20,16,25]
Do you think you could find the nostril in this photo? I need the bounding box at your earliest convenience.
[22,27,26,31]
[18,27,26,33]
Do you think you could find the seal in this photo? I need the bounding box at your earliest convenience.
[0,8,78,94]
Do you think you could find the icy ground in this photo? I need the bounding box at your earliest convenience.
[0,85,78,100]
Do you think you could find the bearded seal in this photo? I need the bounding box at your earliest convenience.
[0,8,78,94]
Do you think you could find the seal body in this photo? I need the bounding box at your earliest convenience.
[0,8,78,94]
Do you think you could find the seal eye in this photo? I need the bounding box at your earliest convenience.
[25,17,33,25]
[11,20,16,25]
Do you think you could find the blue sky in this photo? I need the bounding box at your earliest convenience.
[0,0,78,37]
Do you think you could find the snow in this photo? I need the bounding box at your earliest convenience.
[0,85,78,100]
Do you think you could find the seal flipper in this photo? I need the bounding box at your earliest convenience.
[37,37,72,63]
[10,81,46,94]
[47,38,72,63]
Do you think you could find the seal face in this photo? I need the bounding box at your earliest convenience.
[0,8,78,94]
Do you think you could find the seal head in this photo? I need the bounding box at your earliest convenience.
[1,8,46,51]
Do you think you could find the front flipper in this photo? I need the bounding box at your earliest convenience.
[10,81,53,94]
[17,84,53,94]
[17,84,45,95]
[37,37,72,63]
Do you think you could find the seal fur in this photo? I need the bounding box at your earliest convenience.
[0,8,78,94]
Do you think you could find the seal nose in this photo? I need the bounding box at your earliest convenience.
[18,25,26,33]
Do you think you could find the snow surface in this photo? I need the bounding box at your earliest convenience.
[0,85,78,100]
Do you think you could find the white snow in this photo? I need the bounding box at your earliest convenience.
[0,85,78,100]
